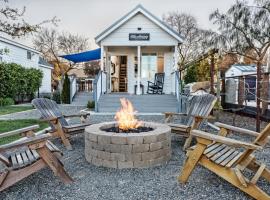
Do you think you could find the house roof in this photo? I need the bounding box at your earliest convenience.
[233,64,256,72]
[0,36,40,54]
[38,57,53,69]
[95,4,184,45]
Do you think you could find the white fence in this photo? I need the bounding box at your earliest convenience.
[93,71,107,112]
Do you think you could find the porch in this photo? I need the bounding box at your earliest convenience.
[97,93,178,113]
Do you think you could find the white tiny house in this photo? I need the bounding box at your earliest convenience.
[95,4,183,95]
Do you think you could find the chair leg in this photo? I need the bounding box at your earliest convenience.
[56,122,72,150]
[183,135,193,151]
[178,143,206,183]
[37,146,73,184]
[247,160,270,182]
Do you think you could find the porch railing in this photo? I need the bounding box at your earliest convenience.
[174,70,188,113]
[93,71,107,112]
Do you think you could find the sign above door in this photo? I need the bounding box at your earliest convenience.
[129,33,150,41]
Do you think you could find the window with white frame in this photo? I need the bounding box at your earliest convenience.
[141,53,164,79]
[27,51,32,60]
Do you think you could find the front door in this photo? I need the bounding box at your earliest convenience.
[110,56,127,92]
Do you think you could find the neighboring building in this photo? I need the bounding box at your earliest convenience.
[225,64,256,78]
[0,36,53,94]
[68,67,95,92]
[95,4,183,94]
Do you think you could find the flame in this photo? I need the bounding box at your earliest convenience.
[115,98,142,131]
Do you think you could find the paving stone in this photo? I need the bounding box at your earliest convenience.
[157,132,169,141]
[118,161,134,169]
[127,136,143,144]
[149,142,162,151]
[97,150,111,160]
[143,135,157,143]
[104,144,121,153]
[120,145,133,153]
[132,144,149,153]
[102,159,117,168]
[98,135,111,145]
[133,160,150,168]
[91,157,103,167]
[111,136,127,144]
[141,149,163,160]
[89,134,98,142]
[125,153,142,161]
[111,153,125,161]
[161,140,170,148]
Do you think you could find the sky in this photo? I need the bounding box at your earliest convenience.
[3,0,248,50]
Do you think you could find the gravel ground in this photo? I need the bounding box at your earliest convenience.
[0,112,269,200]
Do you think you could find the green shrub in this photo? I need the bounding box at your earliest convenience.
[0,63,43,100]
[52,91,61,104]
[0,98,15,106]
[61,74,70,104]
[87,100,95,109]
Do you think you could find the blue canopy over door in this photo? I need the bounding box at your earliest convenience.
[60,48,101,63]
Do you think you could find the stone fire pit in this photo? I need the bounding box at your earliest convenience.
[85,122,171,169]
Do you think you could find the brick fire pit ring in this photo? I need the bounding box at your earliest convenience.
[85,122,171,169]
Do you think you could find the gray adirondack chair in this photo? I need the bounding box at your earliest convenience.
[164,93,217,150]
[32,98,91,150]
[0,125,73,192]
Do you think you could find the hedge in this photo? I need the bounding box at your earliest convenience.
[0,63,43,101]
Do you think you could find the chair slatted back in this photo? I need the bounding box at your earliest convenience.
[184,94,217,127]
[155,73,165,86]
[32,98,69,129]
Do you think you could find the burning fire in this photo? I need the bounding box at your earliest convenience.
[115,98,142,131]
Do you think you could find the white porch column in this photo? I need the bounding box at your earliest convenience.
[100,45,104,71]
[174,45,178,70]
[137,46,141,95]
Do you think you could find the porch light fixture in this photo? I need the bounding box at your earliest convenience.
[137,27,142,31]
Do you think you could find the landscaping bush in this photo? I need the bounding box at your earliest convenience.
[0,97,15,106]
[0,63,43,102]
[87,100,95,109]
[61,74,70,104]
[52,90,61,104]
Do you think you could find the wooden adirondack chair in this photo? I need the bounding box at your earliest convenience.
[178,122,270,200]
[147,73,165,94]
[0,125,73,192]
[32,98,91,150]
[164,94,217,150]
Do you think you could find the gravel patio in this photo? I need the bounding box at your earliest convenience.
[0,112,269,200]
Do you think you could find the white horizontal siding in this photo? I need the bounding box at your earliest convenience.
[101,13,178,46]
[39,66,52,93]
[0,41,39,69]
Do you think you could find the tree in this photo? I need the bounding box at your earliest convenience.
[0,0,57,37]
[184,64,197,84]
[84,61,100,77]
[163,12,206,70]
[61,73,70,104]
[206,0,270,131]
[33,28,89,90]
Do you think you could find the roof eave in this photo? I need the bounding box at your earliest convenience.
[95,4,184,45]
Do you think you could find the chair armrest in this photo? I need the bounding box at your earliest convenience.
[164,112,187,117]
[214,122,261,138]
[40,116,60,123]
[191,129,262,150]
[63,113,90,118]
[0,133,52,152]
[190,115,215,120]
[0,125,39,139]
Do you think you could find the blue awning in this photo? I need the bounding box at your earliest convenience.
[60,48,101,63]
